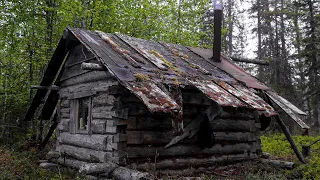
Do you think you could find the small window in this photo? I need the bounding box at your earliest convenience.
[74,96,92,134]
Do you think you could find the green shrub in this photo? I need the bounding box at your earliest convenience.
[261,134,320,179]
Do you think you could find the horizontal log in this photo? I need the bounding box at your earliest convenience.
[131,153,258,171]
[260,159,295,169]
[53,157,87,169]
[81,62,105,71]
[60,70,115,87]
[58,132,111,151]
[39,162,59,170]
[92,93,116,106]
[127,142,259,159]
[56,144,112,162]
[125,117,256,132]
[230,56,270,65]
[91,120,106,134]
[79,162,153,180]
[211,119,256,132]
[126,131,257,145]
[59,80,119,98]
[58,132,125,151]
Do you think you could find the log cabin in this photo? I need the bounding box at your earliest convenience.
[22,27,310,178]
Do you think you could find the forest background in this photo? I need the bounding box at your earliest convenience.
[0,0,319,144]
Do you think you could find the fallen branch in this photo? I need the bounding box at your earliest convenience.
[230,56,269,66]
[260,159,295,169]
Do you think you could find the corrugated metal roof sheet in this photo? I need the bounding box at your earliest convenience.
[24,27,309,130]
[266,91,310,129]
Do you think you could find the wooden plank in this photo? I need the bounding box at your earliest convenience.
[67,90,97,99]
[60,71,115,87]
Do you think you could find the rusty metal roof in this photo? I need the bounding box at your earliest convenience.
[24,27,309,129]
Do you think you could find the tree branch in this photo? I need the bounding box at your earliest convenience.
[230,56,270,65]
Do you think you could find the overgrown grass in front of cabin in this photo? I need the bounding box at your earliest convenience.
[1,133,320,179]
[261,134,320,179]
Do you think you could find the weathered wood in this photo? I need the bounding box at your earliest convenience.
[124,117,256,132]
[92,106,116,119]
[60,99,70,108]
[57,119,69,132]
[127,142,259,158]
[260,158,295,169]
[131,153,258,171]
[60,71,115,87]
[79,162,153,180]
[111,165,153,180]
[53,157,87,169]
[217,109,256,119]
[125,117,171,131]
[275,115,306,164]
[39,115,58,150]
[126,131,257,146]
[81,62,105,71]
[211,119,256,132]
[58,132,125,151]
[56,144,112,162]
[31,85,60,91]
[59,80,119,98]
[58,132,111,151]
[67,90,97,99]
[46,150,60,160]
[91,120,107,134]
[39,162,59,169]
[93,93,116,106]
[230,56,270,65]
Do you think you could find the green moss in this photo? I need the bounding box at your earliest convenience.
[134,73,150,81]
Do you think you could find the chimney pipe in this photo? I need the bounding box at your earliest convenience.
[213,0,223,62]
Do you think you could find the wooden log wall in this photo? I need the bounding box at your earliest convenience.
[54,44,262,170]
[113,88,262,169]
[55,44,130,165]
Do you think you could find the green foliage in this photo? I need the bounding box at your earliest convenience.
[0,147,85,180]
[261,134,320,179]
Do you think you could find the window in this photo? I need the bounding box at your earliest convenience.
[71,96,92,134]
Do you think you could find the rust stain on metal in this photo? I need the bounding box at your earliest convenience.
[229,84,278,117]
[188,47,269,90]
[97,31,142,68]
[266,91,309,129]
[190,80,247,107]
[124,82,180,113]
[116,34,168,70]
[167,85,184,134]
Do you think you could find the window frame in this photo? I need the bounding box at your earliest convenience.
[69,94,93,134]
